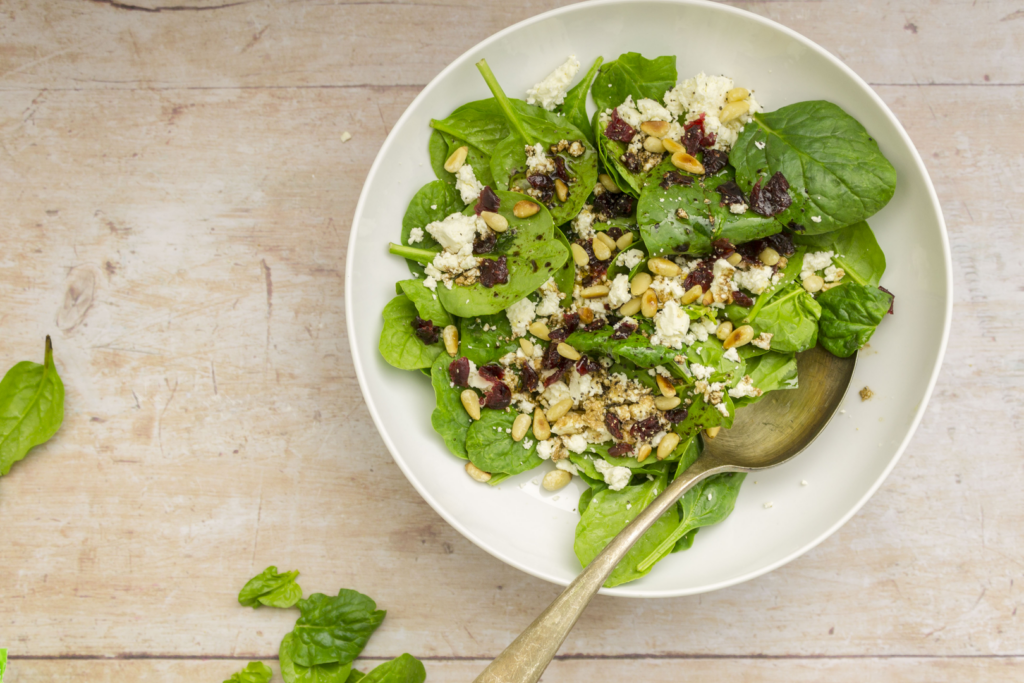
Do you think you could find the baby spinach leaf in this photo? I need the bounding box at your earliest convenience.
[556,56,604,145]
[460,313,518,367]
[429,129,455,185]
[817,283,893,357]
[430,98,565,155]
[429,352,471,460]
[0,648,6,678]
[552,229,576,302]
[348,671,366,683]
[284,590,385,668]
[566,326,684,373]
[595,124,644,197]
[359,654,426,683]
[591,52,677,114]
[0,336,65,477]
[400,180,463,276]
[238,566,302,609]
[794,220,886,286]
[280,633,353,683]
[672,391,734,439]
[489,132,527,192]
[379,295,443,371]
[396,279,452,327]
[744,284,822,354]
[444,134,495,191]
[224,661,273,683]
[733,351,799,408]
[730,101,897,234]
[465,410,543,476]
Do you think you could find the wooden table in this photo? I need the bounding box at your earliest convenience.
[1,1,1021,680]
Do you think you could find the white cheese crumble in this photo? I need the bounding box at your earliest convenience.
[662,72,762,150]
[536,278,562,316]
[728,375,762,399]
[506,297,537,337]
[711,258,737,304]
[594,458,632,491]
[537,439,557,460]
[525,142,556,175]
[810,215,822,223]
[729,202,749,214]
[824,265,846,283]
[425,211,487,252]
[690,363,714,380]
[563,434,588,454]
[555,459,579,476]
[751,332,773,350]
[607,274,632,308]
[733,264,774,295]
[754,140,766,150]
[723,347,741,363]
[542,381,571,406]
[652,300,691,349]
[800,250,835,279]
[568,369,604,404]
[526,55,580,111]
[573,206,598,239]
[466,361,492,392]
[616,248,644,269]
[408,227,424,244]
[455,164,484,204]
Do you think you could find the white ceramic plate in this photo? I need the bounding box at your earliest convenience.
[346,0,951,597]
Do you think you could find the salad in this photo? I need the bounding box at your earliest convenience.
[381,52,896,586]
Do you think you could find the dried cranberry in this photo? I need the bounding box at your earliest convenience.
[474,186,500,215]
[542,341,565,370]
[606,226,624,240]
[683,123,703,156]
[716,181,747,208]
[665,408,688,424]
[683,259,714,292]
[481,382,511,410]
[712,238,736,259]
[527,174,554,203]
[684,114,706,131]
[479,256,509,288]
[549,327,569,343]
[543,365,567,387]
[879,285,895,314]
[411,316,440,344]
[552,155,571,183]
[768,231,796,256]
[448,357,470,387]
[702,149,728,176]
[575,356,600,375]
[583,317,607,332]
[732,290,754,307]
[631,416,662,442]
[478,364,504,382]
[610,319,637,340]
[521,362,539,392]
[660,171,694,190]
[620,152,643,174]
[604,108,636,142]
[562,312,580,335]
[473,231,496,254]
[749,172,792,217]
[594,190,635,218]
[608,442,632,457]
[605,413,624,440]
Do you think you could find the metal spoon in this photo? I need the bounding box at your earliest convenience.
[474,345,857,683]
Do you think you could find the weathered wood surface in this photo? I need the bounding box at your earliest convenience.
[0,0,1021,681]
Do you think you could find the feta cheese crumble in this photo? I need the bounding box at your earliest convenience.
[526,55,580,111]
[800,250,835,279]
[535,278,562,316]
[616,248,644,269]
[652,300,691,349]
[425,211,487,252]
[733,264,774,295]
[662,72,762,150]
[408,227,424,244]
[455,164,484,204]
[608,274,632,309]
[728,375,762,399]
[593,458,632,491]
[506,297,537,337]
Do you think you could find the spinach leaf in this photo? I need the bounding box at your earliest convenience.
[1,649,7,680]
[793,220,886,286]
[552,229,576,303]
[396,279,452,327]
[556,56,604,145]
[566,326,684,373]
[400,180,463,276]
[459,313,518,367]
[595,123,644,196]
[429,352,471,460]
[733,351,799,408]
[224,661,273,683]
[429,98,565,155]
[379,295,443,371]
[348,672,366,683]
[444,133,495,191]
[672,392,734,440]
[284,590,386,668]
[428,129,455,185]
[465,410,543,476]
[817,283,893,357]
[359,654,426,683]
[280,633,353,683]
[741,284,822,354]
[730,101,897,234]
[238,566,302,609]
[591,52,677,114]
[0,336,65,477]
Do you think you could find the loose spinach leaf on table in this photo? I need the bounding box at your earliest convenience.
[0,336,65,477]
[459,313,519,367]
[224,661,274,683]
[238,566,302,609]
[816,282,893,357]
[465,410,543,476]
[794,220,886,286]
[429,352,471,460]
[730,101,897,235]
[283,590,386,669]
[359,654,427,683]
[396,279,452,328]
[555,56,604,145]
[400,180,463,277]
[591,52,677,114]
[280,633,355,683]
[379,295,444,371]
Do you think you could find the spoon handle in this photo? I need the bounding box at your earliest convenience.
[473,453,730,683]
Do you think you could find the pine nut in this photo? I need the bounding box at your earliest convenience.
[671,151,705,175]
[648,257,681,277]
[637,443,653,462]
[595,232,617,250]
[481,211,508,232]
[599,174,621,193]
[444,145,468,173]
[640,120,671,137]
[570,243,590,267]
[460,390,481,420]
[759,247,780,266]
[655,396,682,411]
[657,432,680,460]
[631,272,652,296]
[581,285,609,299]
[619,297,642,316]
[592,238,612,261]
[641,290,659,317]
[443,325,459,355]
[719,100,749,124]
[511,413,532,442]
[723,325,754,349]
[662,138,684,154]
[465,461,491,482]
[513,200,540,218]
[519,338,534,355]
[556,342,580,361]
[546,398,573,422]
[702,291,714,306]
[726,87,750,103]
[528,321,550,340]
[655,375,675,397]
[555,178,569,202]
[680,284,703,305]
[705,426,721,439]
[533,408,551,440]
[726,252,743,266]
[802,275,824,293]
[542,469,572,491]
[578,306,594,324]
[643,137,665,154]
[616,233,634,250]
[716,321,733,341]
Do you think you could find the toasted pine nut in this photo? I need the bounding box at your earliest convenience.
[655,396,682,411]
[513,200,540,218]
[444,145,468,173]
[581,285,609,299]
[671,151,705,175]
[465,461,491,482]
[655,375,675,398]
[631,272,652,296]
[570,243,590,267]
[681,284,703,305]
[511,413,532,442]
[702,291,715,306]
[726,87,750,102]
[599,173,620,193]
[554,178,569,203]
[705,426,721,439]
[759,247,780,266]
[595,232,617,250]
[519,338,535,356]
[533,408,551,440]
[657,432,680,460]
[662,138,684,154]
[802,275,824,293]
[556,342,580,361]
[640,120,671,137]
[578,306,594,324]
[716,321,733,341]
[592,238,612,261]
[637,443,653,462]
[641,290,659,318]
[648,257,681,277]
[528,321,550,340]
[719,100,749,124]
[542,469,572,491]
[546,398,573,423]
[615,232,634,250]
[443,325,459,355]
[726,252,743,266]
[724,325,754,349]
[481,210,508,232]
[460,390,481,420]
[643,136,665,154]
[619,297,642,316]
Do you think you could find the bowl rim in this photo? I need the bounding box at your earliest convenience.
[345,0,953,598]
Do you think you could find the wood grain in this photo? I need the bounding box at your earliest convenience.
[0,0,1021,680]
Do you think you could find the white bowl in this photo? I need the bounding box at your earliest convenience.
[346,0,951,597]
